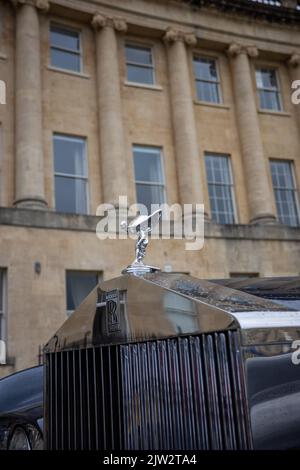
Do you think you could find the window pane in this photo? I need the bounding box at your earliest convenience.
[255,70,264,89]
[66,271,98,312]
[51,49,81,72]
[259,90,281,111]
[55,176,88,214]
[256,68,277,89]
[133,147,163,183]
[205,154,236,224]
[196,81,220,103]
[271,160,294,188]
[270,161,299,226]
[125,45,152,65]
[127,65,154,85]
[136,183,165,213]
[50,26,80,52]
[54,136,86,176]
[194,58,218,81]
[256,68,281,110]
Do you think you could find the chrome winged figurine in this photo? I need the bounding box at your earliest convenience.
[121,208,162,275]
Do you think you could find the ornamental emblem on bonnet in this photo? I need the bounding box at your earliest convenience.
[121,208,162,275]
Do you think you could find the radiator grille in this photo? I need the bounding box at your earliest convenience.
[45,330,252,450]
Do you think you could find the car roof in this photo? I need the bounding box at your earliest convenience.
[0,365,43,416]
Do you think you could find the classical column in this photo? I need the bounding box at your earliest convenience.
[163,28,207,217]
[12,0,48,209]
[92,13,128,209]
[227,43,276,224]
[288,52,300,127]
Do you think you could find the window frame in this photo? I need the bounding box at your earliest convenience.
[66,270,101,316]
[133,145,166,210]
[125,43,156,86]
[205,152,238,225]
[53,133,89,215]
[0,269,7,344]
[50,22,83,73]
[255,67,283,111]
[270,159,300,227]
[193,55,222,104]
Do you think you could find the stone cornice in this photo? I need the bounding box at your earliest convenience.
[288,52,300,67]
[163,27,197,46]
[91,12,127,33]
[0,207,299,241]
[227,42,259,58]
[9,0,49,11]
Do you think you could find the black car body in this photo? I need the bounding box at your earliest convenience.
[0,366,43,450]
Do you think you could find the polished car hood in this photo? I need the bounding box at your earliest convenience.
[44,272,296,353]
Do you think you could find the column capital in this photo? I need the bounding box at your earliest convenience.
[91,12,127,33]
[163,27,197,47]
[9,0,49,11]
[227,42,259,58]
[288,52,300,68]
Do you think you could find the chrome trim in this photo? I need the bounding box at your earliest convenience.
[232,311,300,329]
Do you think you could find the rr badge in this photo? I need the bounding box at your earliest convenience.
[106,290,121,333]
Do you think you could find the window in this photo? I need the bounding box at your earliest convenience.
[270,160,299,226]
[256,68,282,111]
[133,146,166,213]
[66,271,100,316]
[53,134,88,214]
[50,24,81,73]
[125,44,155,85]
[0,270,6,343]
[193,57,221,103]
[205,153,237,224]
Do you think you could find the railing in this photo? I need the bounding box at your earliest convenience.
[250,0,300,8]
[250,0,281,5]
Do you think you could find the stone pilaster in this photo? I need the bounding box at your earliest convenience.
[92,12,128,209]
[163,27,207,218]
[227,43,276,224]
[12,0,49,209]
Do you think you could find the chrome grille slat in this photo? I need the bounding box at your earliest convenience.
[157,340,172,450]
[189,336,209,449]
[203,334,223,449]
[92,348,99,449]
[228,330,253,449]
[45,331,252,450]
[215,332,236,449]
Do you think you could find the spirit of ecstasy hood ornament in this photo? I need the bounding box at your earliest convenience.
[121,209,162,275]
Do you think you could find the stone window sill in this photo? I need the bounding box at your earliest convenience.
[124,81,163,91]
[47,65,91,79]
[258,109,291,117]
[194,100,230,110]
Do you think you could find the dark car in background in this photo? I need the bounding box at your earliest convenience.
[0,366,43,450]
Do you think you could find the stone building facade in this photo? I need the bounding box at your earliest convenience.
[0,0,300,376]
